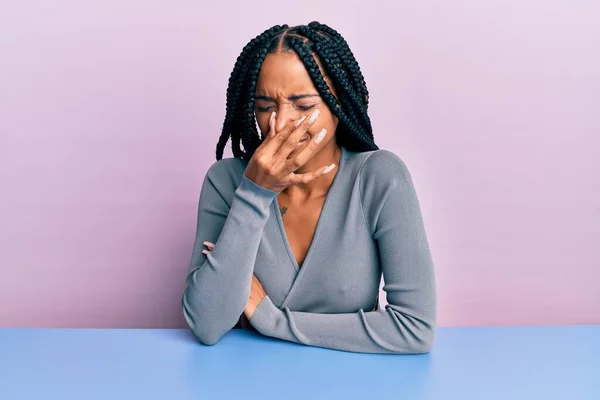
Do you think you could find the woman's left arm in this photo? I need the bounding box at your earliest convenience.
[248,150,437,354]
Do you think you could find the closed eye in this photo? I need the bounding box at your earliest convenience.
[256,104,316,113]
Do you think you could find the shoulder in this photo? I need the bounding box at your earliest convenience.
[356,149,419,236]
[358,149,413,190]
[203,157,247,193]
[205,157,245,178]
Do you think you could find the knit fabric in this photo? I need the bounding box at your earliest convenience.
[182,145,436,354]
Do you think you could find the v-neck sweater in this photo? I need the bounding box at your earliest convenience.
[182,145,437,354]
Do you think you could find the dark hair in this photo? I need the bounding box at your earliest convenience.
[215,21,379,160]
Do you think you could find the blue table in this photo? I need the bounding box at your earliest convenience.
[1,326,598,399]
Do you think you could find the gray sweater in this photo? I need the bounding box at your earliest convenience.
[182,145,436,354]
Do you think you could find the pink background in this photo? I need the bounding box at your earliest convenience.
[1,1,598,328]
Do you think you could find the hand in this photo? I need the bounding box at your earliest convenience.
[243,274,267,320]
[201,241,214,255]
[243,109,336,193]
[202,241,266,320]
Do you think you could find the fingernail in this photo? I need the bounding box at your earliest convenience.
[314,128,327,144]
[294,115,307,128]
[322,163,335,175]
[309,109,320,123]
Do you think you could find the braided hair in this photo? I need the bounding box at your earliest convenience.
[215,21,378,161]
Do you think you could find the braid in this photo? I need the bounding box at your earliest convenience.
[297,25,373,136]
[216,22,378,160]
[288,37,375,151]
[241,38,273,156]
[216,25,287,160]
[309,22,370,107]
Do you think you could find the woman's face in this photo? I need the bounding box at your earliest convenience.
[254,51,338,156]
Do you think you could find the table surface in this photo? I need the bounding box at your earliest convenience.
[1,325,598,400]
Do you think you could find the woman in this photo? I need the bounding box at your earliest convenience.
[182,22,436,354]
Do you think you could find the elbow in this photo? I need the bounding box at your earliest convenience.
[388,312,436,354]
[181,295,226,346]
[190,326,223,346]
[407,320,436,354]
[183,305,225,346]
[390,302,437,354]
[411,333,435,354]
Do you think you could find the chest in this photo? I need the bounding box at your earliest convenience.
[253,184,380,313]
[277,194,326,269]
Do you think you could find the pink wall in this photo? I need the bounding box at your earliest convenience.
[1,1,598,328]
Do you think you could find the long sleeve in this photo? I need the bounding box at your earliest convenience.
[248,150,437,354]
[182,159,279,345]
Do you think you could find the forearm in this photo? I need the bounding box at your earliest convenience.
[250,295,435,354]
[182,175,278,345]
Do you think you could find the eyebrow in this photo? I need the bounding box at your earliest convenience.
[254,94,320,101]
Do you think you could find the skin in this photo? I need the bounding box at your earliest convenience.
[254,51,342,199]
[207,50,343,319]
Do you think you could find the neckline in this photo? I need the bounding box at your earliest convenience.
[273,145,347,274]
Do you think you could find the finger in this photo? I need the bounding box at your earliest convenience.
[293,115,307,129]
[263,108,319,157]
[257,112,277,146]
[285,127,327,169]
[269,111,277,136]
[274,108,320,161]
[202,241,215,248]
[260,114,300,154]
[263,115,304,154]
[268,111,276,138]
[287,163,336,186]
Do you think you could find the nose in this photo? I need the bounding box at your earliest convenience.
[274,106,302,133]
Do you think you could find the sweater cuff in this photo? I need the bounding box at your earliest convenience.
[237,174,279,204]
[249,295,284,336]
[239,173,279,198]
[230,174,279,226]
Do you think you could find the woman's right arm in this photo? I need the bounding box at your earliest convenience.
[184,108,333,345]
[182,161,279,345]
